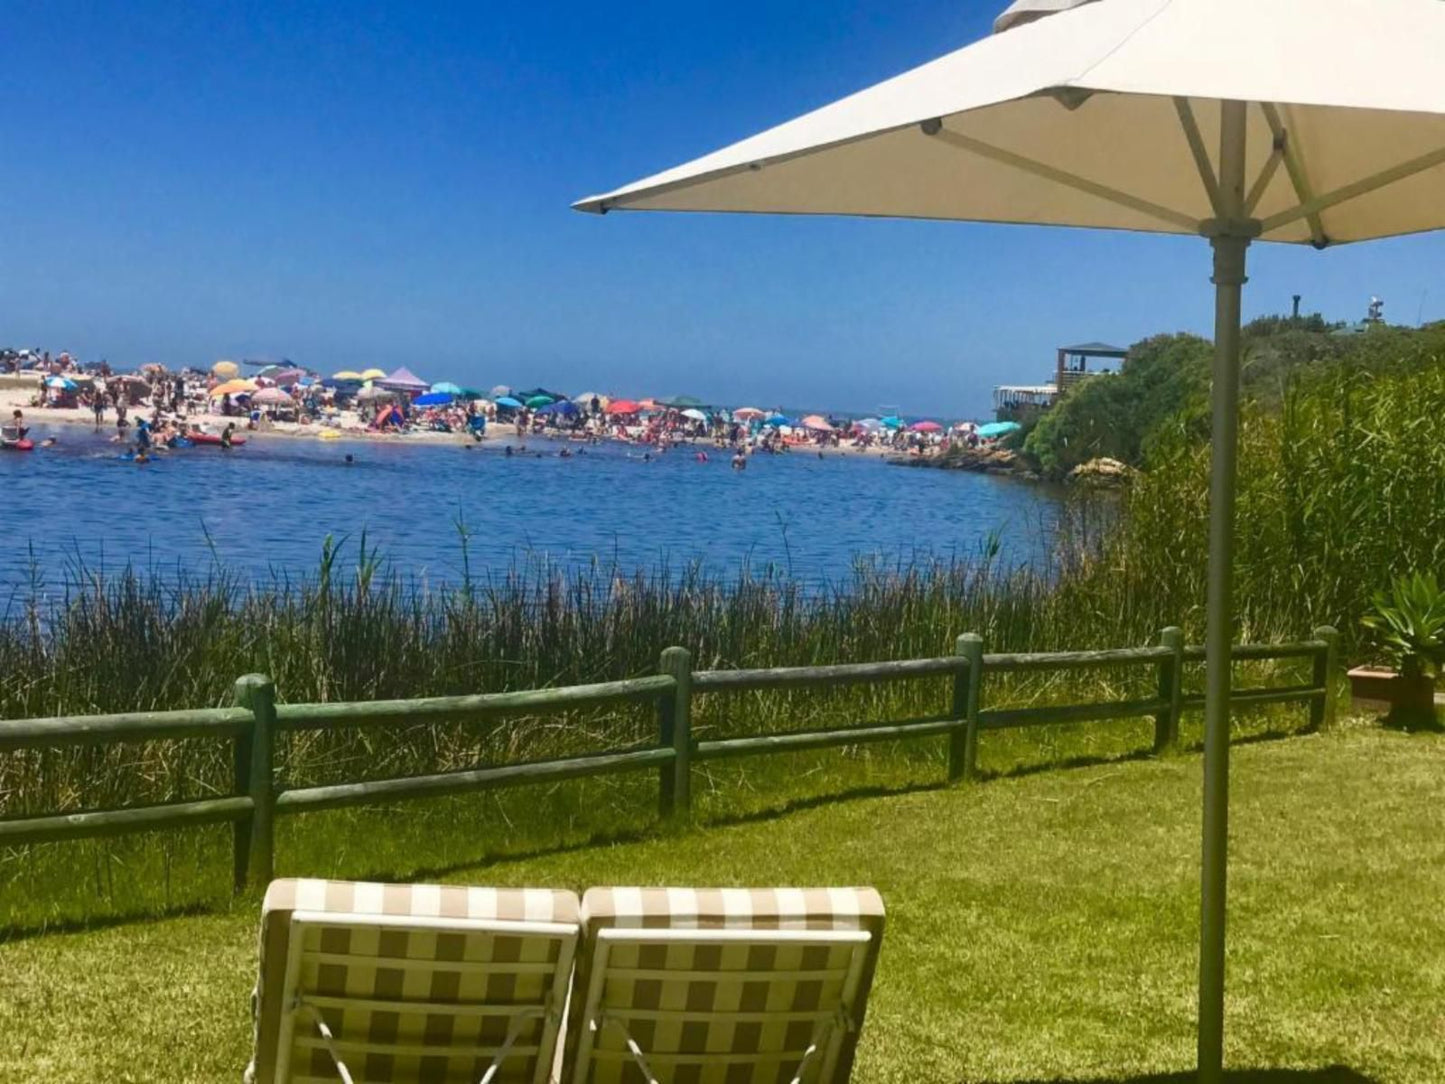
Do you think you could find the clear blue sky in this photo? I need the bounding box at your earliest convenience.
[3,1,1441,418]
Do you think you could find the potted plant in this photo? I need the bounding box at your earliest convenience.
[1352,571,1445,726]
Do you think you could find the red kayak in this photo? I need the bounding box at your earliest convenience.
[188,433,247,447]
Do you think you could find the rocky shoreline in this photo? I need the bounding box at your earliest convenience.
[888,447,1133,487]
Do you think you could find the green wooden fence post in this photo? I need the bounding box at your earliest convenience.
[658,647,693,821]
[1155,627,1185,752]
[954,634,984,781]
[1311,625,1340,731]
[233,674,276,892]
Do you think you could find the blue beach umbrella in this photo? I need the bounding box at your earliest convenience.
[414,391,455,407]
[879,416,903,430]
[764,414,794,427]
[977,421,1022,439]
[431,381,462,395]
[495,396,523,409]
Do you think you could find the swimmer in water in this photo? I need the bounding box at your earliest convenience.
[732,450,747,471]
[504,445,513,457]
[344,454,354,464]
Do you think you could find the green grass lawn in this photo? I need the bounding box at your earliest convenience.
[1,722,1441,1083]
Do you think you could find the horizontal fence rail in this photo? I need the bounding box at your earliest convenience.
[0,625,1339,893]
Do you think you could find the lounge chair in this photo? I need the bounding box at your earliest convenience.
[564,887,886,1083]
[245,879,581,1084]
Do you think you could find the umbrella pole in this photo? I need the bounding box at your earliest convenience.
[1199,99,1251,1084]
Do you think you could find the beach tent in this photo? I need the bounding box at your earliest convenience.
[573,0,1445,1074]
[414,391,454,407]
[379,366,429,393]
[372,403,405,429]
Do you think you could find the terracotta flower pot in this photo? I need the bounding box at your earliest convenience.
[1348,665,1437,725]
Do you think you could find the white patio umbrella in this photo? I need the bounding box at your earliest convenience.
[576,0,1445,1078]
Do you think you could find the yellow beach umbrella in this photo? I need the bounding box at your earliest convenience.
[210,378,256,397]
[359,368,387,381]
[332,370,363,381]
[212,360,239,378]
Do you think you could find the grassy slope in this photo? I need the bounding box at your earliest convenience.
[1,724,1441,1084]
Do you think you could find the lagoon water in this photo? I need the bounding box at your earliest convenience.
[12,424,1061,596]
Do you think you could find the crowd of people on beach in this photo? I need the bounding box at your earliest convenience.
[1,347,1005,461]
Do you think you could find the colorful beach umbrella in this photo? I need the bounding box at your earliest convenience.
[976,421,1021,439]
[332,370,363,382]
[525,394,554,408]
[252,387,292,406]
[801,414,833,431]
[45,376,77,391]
[212,360,239,378]
[764,414,794,427]
[607,399,642,415]
[879,416,903,430]
[732,407,765,420]
[494,396,524,409]
[910,420,943,433]
[359,368,387,381]
[430,381,462,395]
[414,391,454,407]
[210,379,257,397]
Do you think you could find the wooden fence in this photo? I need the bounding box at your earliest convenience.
[0,626,1339,892]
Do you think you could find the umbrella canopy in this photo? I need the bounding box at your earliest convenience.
[489,384,513,399]
[332,370,363,382]
[574,391,609,407]
[977,420,1022,439]
[732,406,765,420]
[212,360,239,378]
[607,399,642,415]
[45,376,78,391]
[379,366,429,392]
[494,396,524,409]
[252,387,293,406]
[681,408,708,421]
[852,417,882,432]
[516,387,567,403]
[879,416,903,430]
[356,383,398,402]
[210,379,256,397]
[577,2,1445,1077]
[909,420,943,433]
[525,394,554,408]
[663,395,705,409]
[430,381,462,395]
[359,368,388,381]
[539,399,581,417]
[764,414,794,428]
[414,391,455,407]
[271,369,307,388]
[801,414,833,431]
[458,388,486,400]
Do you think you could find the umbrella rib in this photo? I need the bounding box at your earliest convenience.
[926,125,1199,232]
[1173,98,1223,217]
[1259,103,1327,246]
[1243,144,1284,218]
[1259,140,1445,240]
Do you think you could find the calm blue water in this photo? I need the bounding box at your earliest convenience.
[8,425,1061,594]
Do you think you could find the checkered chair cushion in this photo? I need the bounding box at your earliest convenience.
[565,887,885,1083]
[246,879,581,1084]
